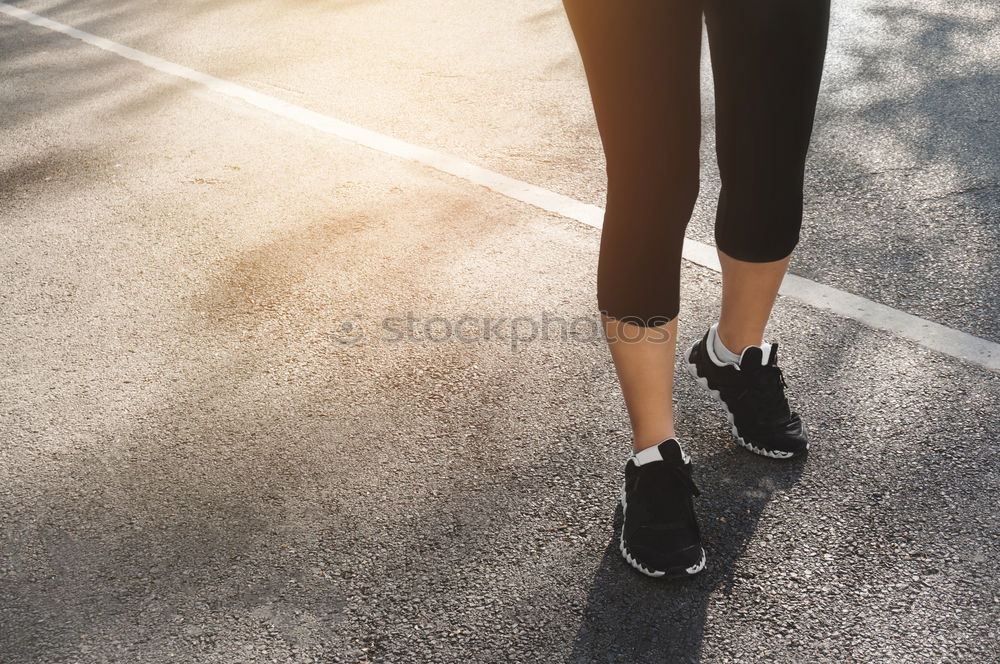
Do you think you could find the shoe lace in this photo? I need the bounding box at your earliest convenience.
[735,365,791,423]
[670,464,700,498]
[639,463,701,528]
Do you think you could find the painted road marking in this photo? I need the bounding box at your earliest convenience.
[2,2,997,371]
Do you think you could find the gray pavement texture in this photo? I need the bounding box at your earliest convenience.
[1,1,998,663]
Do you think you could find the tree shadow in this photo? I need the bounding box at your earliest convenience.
[794,1,1000,341]
[683,0,1000,342]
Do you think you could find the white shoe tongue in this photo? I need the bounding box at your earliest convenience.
[760,342,773,364]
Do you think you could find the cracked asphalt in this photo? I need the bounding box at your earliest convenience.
[1,1,998,662]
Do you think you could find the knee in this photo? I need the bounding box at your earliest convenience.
[714,184,804,262]
[594,153,700,326]
[595,222,688,328]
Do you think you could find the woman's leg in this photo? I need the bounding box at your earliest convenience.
[562,0,704,451]
[603,316,678,449]
[716,252,790,353]
[706,0,831,352]
[681,0,830,461]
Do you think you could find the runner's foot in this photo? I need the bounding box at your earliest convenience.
[620,438,706,578]
[684,324,808,459]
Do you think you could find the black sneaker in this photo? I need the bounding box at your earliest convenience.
[684,325,808,459]
[619,438,706,578]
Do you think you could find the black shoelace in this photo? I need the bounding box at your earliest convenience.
[637,463,701,528]
[669,464,700,498]
[734,365,792,424]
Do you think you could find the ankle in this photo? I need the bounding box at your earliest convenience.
[632,431,676,452]
[714,323,763,356]
[709,324,743,366]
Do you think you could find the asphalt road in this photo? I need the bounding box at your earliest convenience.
[1,1,998,663]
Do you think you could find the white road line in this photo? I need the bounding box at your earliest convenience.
[3,3,998,371]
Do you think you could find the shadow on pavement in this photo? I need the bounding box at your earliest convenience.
[566,450,806,664]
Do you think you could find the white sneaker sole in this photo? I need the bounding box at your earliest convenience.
[683,342,803,460]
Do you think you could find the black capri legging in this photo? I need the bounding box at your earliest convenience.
[563,0,831,326]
